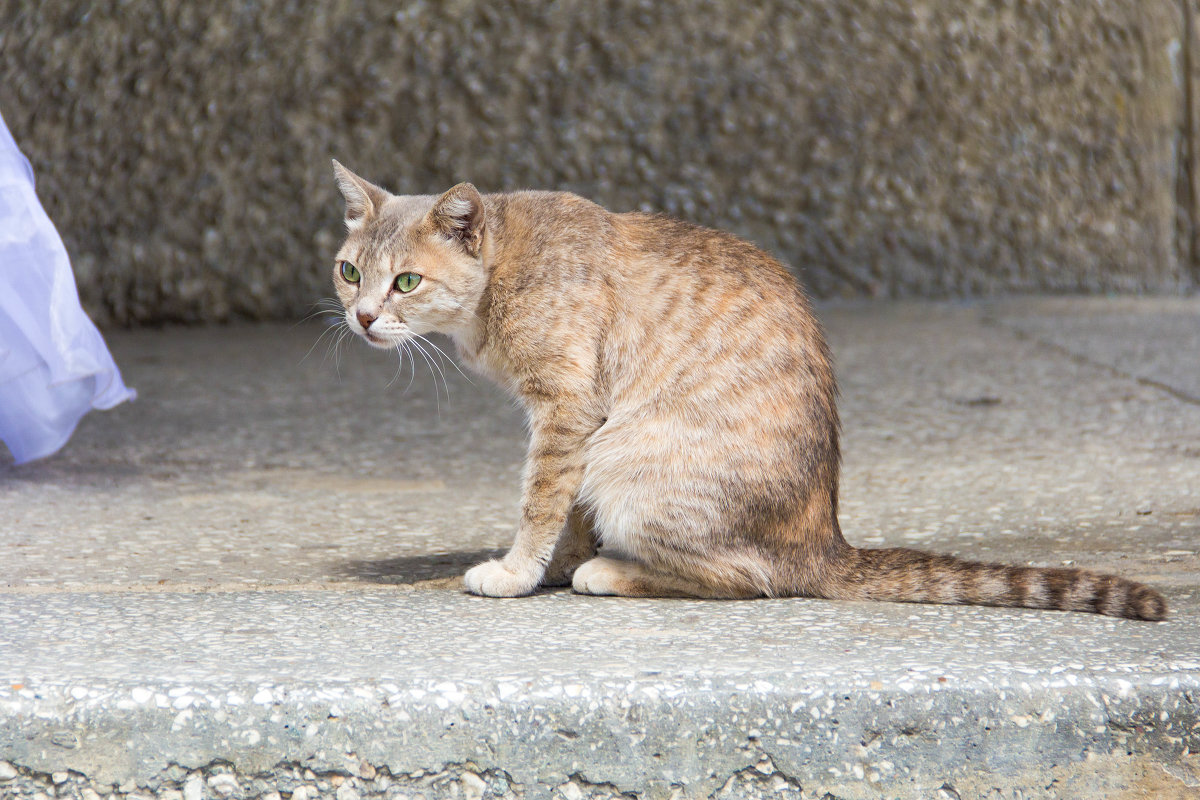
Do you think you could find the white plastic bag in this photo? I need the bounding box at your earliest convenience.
[0,109,135,464]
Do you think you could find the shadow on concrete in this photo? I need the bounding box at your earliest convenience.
[0,458,168,486]
[336,549,505,585]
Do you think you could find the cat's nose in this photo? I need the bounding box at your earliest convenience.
[356,309,377,330]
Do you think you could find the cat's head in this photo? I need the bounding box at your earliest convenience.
[330,161,488,349]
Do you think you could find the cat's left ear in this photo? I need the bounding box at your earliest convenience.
[331,160,389,231]
[430,183,486,258]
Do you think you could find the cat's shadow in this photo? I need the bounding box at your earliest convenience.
[337,549,505,586]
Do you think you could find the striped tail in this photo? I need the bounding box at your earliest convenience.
[834,547,1167,621]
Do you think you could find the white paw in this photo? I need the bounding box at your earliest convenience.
[571,558,619,595]
[463,558,541,597]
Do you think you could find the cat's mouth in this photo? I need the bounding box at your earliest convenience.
[362,331,393,348]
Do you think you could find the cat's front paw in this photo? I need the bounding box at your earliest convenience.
[463,558,541,597]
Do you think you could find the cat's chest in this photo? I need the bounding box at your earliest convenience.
[454,337,521,396]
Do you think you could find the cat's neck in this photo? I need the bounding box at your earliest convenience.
[445,195,505,369]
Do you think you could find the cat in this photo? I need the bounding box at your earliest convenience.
[327,160,1167,621]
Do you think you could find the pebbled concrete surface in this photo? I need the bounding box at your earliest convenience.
[0,1,1194,325]
[1,298,1199,798]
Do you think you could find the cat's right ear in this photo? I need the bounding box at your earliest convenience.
[331,160,389,231]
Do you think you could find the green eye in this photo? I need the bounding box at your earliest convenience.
[395,272,422,293]
[340,261,360,283]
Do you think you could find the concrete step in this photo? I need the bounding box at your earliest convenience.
[2,298,1198,799]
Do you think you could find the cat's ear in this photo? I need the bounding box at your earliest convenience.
[429,183,486,258]
[331,160,389,230]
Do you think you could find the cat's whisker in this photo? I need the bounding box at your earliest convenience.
[413,333,474,386]
[335,325,356,377]
[409,336,445,399]
[294,297,346,322]
[408,336,447,414]
[404,340,418,392]
[299,324,335,364]
[451,300,482,322]
[326,322,354,376]
[412,334,465,384]
[299,317,347,366]
[319,322,344,364]
[422,340,454,404]
[387,340,416,390]
[290,307,344,331]
[386,344,404,388]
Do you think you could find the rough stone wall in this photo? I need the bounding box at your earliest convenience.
[0,0,1196,324]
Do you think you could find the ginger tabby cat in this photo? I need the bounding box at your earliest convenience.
[328,161,1167,621]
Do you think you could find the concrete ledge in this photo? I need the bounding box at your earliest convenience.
[2,592,1198,799]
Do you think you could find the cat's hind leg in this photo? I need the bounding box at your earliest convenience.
[541,505,599,587]
[571,556,762,599]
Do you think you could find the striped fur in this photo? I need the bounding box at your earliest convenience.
[329,164,1168,621]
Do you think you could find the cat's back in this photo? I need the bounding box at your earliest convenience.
[485,192,829,391]
[489,191,800,298]
[486,190,616,269]
[606,210,827,367]
[615,211,801,291]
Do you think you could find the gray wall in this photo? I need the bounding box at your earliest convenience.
[2,0,1197,325]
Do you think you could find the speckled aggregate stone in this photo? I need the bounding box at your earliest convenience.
[0,593,1198,798]
[1,298,1199,798]
[0,2,1196,326]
